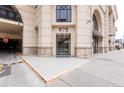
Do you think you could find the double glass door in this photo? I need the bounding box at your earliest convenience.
[93,36,98,53]
[56,34,71,56]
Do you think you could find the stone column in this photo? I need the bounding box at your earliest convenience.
[17,6,37,55]
[108,13,114,51]
[76,5,92,58]
[38,6,52,56]
[112,22,116,50]
[103,7,109,53]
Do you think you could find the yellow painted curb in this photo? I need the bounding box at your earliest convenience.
[0,60,24,73]
[46,64,82,82]
[20,56,47,83]
[0,64,3,72]
[19,56,85,83]
[0,65,3,68]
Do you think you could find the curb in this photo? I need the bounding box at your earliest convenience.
[20,56,84,83]
[20,56,47,83]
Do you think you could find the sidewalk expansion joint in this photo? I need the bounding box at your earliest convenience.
[60,78,72,87]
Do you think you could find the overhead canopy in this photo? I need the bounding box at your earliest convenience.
[0,20,23,34]
[93,29,103,38]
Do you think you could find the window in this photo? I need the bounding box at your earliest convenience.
[0,5,22,22]
[56,5,71,22]
[35,26,38,32]
[34,5,38,9]
[93,14,98,31]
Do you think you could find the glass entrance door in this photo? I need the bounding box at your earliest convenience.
[56,34,71,56]
[93,36,98,53]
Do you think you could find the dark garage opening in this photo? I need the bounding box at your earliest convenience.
[0,5,23,54]
[0,38,22,53]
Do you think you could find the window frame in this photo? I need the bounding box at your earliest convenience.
[56,5,72,22]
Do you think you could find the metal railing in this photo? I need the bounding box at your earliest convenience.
[0,6,22,22]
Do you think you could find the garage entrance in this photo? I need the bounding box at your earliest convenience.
[0,5,23,54]
[0,39,22,52]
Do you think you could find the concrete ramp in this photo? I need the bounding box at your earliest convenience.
[21,56,88,83]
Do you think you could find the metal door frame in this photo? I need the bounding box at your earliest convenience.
[56,33,71,56]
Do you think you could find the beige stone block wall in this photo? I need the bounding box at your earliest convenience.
[22,47,37,55]
[108,13,114,51]
[16,5,37,55]
[103,6,109,53]
[38,6,52,56]
[38,47,52,57]
[76,5,92,58]
[76,47,91,58]
[10,5,118,57]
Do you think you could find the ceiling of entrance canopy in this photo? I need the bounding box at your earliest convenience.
[0,21,22,34]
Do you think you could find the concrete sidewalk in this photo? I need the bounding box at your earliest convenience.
[0,63,45,87]
[94,49,124,63]
[22,56,88,82]
[1,50,124,87]
[46,50,124,87]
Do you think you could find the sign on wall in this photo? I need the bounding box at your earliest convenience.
[3,36,9,43]
[58,27,70,33]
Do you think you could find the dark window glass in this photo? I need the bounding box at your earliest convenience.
[34,5,38,9]
[56,5,71,22]
[93,14,98,31]
[0,5,22,22]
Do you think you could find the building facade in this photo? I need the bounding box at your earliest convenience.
[0,5,118,58]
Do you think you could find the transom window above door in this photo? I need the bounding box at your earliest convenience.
[56,5,71,22]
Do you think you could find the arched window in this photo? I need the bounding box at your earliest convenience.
[93,14,98,31]
[0,5,22,22]
[56,5,71,22]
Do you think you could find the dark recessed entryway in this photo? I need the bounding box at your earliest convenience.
[0,5,23,54]
[0,38,22,53]
[56,34,71,57]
